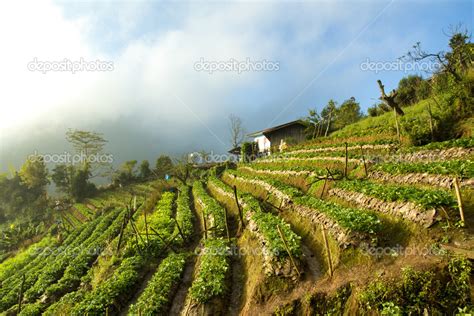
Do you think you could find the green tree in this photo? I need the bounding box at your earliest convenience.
[70,167,96,201]
[156,155,174,178]
[139,160,152,179]
[333,97,364,130]
[321,99,337,136]
[395,75,427,107]
[65,129,110,176]
[305,109,323,139]
[51,164,73,195]
[19,155,49,193]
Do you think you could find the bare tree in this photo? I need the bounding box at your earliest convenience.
[229,114,246,148]
[377,80,404,144]
[401,26,471,83]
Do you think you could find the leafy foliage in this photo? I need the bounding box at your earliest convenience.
[225,170,381,235]
[372,160,473,178]
[208,177,302,259]
[335,180,457,210]
[129,253,187,315]
[189,238,230,303]
[192,181,226,238]
[72,255,145,315]
[174,186,194,243]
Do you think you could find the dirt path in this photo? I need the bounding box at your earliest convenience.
[120,266,157,316]
[227,249,245,316]
[169,254,198,316]
[169,186,202,315]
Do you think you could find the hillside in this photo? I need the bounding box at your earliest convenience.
[0,124,473,315]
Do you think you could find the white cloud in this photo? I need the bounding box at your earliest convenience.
[0,0,435,169]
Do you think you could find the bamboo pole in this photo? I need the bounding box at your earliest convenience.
[360,145,368,177]
[454,177,465,225]
[277,225,301,277]
[321,227,333,277]
[144,208,149,244]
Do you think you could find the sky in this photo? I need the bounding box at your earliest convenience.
[0,0,472,173]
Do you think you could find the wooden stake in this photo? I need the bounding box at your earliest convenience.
[233,186,245,230]
[394,107,401,145]
[321,227,333,277]
[202,211,208,240]
[223,206,231,242]
[277,225,301,277]
[344,142,348,179]
[320,178,328,199]
[144,208,149,244]
[116,214,127,254]
[174,217,186,242]
[427,102,434,141]
[454,177,465,225]
[360,145,368,177]
[325,168,336,181]
[149,227,178,253]
[17,274,25,314]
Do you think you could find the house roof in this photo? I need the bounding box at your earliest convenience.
[247,119,307,137]
[228,146,241,155]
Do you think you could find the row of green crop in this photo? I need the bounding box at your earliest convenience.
[285,139,396,153]
[73,203,94,219]
[124,191,176,255]
[0,218,97,312]
[59,192,179,314]
[192,181,227,238]
[189,181,231,304]
[208,177,302,260]
[41,209,128,304]
[189,238,230,303]
[16,209,125,316]
[251,158,350,171]
[224,170,381,235]
[244,162,345,178]
[126,188,193,314]
[21,209,122,304]
[401,137,474,152]
[71,255,145,315]
[0,236,58,283]
[129,253,187,315]
[174,186,194,243]
[335,180,457,210]
[372,160,473,178]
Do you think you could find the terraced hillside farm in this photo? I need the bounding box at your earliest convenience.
[1,136,473,315]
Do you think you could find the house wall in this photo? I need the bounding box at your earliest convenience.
[254,135,271,153]
[264,125,306,149]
